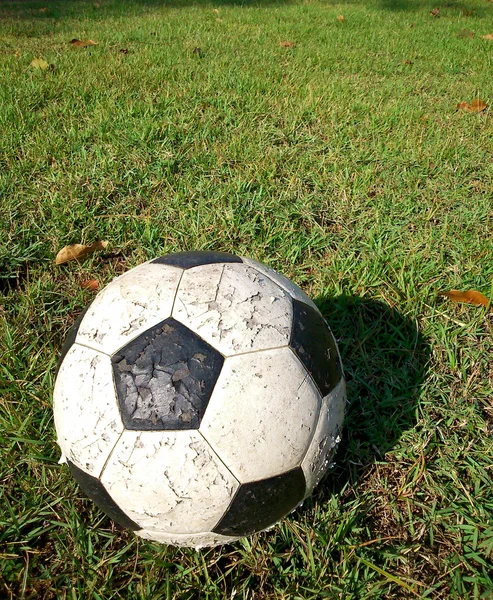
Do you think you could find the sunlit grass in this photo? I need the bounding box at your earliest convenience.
[1,0,492,597]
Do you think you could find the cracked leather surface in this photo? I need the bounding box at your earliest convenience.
[112,318,224,430]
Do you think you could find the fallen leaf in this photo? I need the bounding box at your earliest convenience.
[81,279,99,291]
[15,51,20,58]
[457,29,475,38]
[430,8,440,16]
[119,48,129,54]
[336,14,345,22]
[213,8,219,14]
[470,98,487,111]
[404,59,414,65]
[481,33,493,40]
[280,41,296,48]
[439,289,490,308]
[69,39,98,48]
[193,47,203,57]
[31,58,49,70]
[457,99,487,112]
[56,241,108,265]
[39,7,48,13]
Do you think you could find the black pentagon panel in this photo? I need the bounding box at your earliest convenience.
[212,468,306,537]
[152,251,242,269]
[67,460,141,531]
[56,307,89,377]
[290,299,342,397]
[112,317,224,431]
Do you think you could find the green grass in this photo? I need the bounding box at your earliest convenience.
[1,0,492,597]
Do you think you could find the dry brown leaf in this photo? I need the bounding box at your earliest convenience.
[56,241,108,265]
[280,41,296,48]
[15,51,21,58]
[439,289,490,308]
[470,98,487,111]
[213,8,219,14]
[430,8,440,16]
[31,58,49,70]
[457,99,487,112]
[69,39,98,48]
[39,7,48,13]
[336,14,345,22]
[481,33,493,40]
[81,279,99,291]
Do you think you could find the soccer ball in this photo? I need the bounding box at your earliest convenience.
[54,251,346,548]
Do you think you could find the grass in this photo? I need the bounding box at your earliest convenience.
[0,0,492,597]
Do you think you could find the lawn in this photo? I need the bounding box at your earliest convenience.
[0,0,492,597]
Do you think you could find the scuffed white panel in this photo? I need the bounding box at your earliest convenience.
[200,348,321,482]
[301,378,346,494]
[136,528,239,548]
[241,257,319,311]
[53,344,124,477]
[173,263,292,356]
[101,430,239,534]
[76,262,183,355]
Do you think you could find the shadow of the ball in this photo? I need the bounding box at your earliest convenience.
[294,294,431,515]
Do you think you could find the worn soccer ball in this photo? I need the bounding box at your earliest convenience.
[54,251,346,548]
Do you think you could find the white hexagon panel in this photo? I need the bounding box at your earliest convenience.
[75,261,183,355]
[100,430,239,534]
[301,378,347,493]
[200,347,321,482]
[53,344,124,477]
[172,262,293,356]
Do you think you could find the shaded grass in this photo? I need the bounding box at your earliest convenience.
[1,0,492,597]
